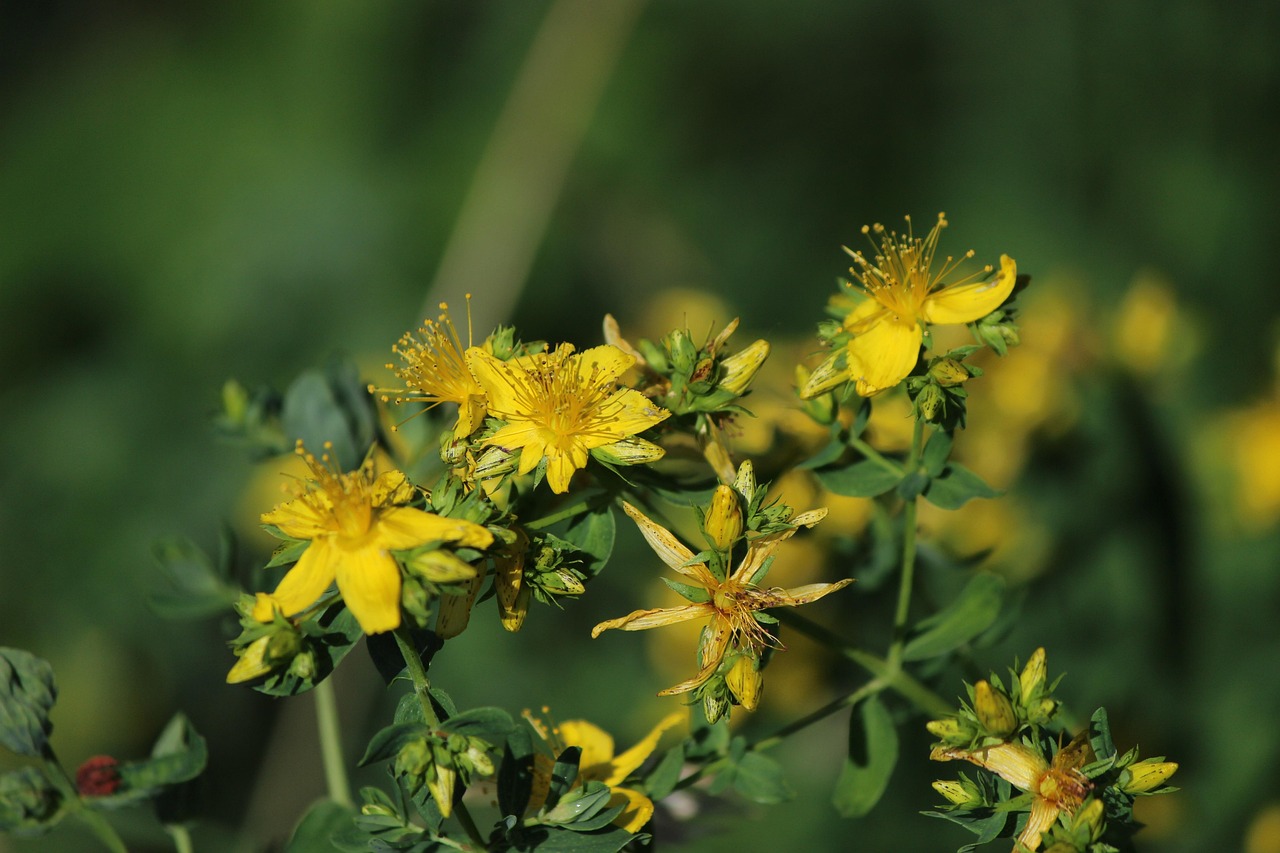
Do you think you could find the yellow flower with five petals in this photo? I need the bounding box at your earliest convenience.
[254,442,493,634]
[802,213,1017,398]
[592,502,853,696]
[465,344,670,494]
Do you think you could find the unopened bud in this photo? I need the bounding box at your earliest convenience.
[718,339,770,396]
[1074,797,1105,840]
[427,762,457,818]
[221,379,249,424]
[226,636,273,684]
[929,358,971,387]
[1027,697,1059,726]
[926,717,975,744]
[704,485,745,551]
[974,680,1018,737]
[916,383,945,422]
[726,655,763,711]
[287,650,315,680]
[591,436,665,466]
[732,460,757,504]
[932,779,981,807]
[406,549,478,584]
[1019,647,1047,701]
[667,329,698,375]
[1121,759,1178,794]
[799,348,849,399]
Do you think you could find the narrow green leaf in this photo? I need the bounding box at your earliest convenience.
[832,696,898,818]
[902,573,1006,662]
[921,431,953,477]
[816,460,902,498]
[359,723,427,767]
[922,463,1001,510]
[643,744,685,799]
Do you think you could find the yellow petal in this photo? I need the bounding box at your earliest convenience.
[436,564,487,639]
[574,344,635,386]
[773,578,855,605]
[454,393,488,437]
[602,314,646,365]
[545,443,589,494]
[592,389,670,442]
[932,741,1047,792]
[657,620,731,695]
[841,296,887,333]
[605,711,685,784]
[921,254,1017,325]
[608,787,656,833]
[559,720,616,779]
[375,507,493,551]
[262,494,330,540]
[264,540,338,618]
[591,604,710,637]
[1018,795,1059,851]
[621,502,715,586]
[371,471,415,507]
[334,546,402,634]
[845,315,923,396]
[465,347,524,416]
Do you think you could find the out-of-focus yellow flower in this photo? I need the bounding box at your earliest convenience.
[1111,271,1197,379]
[1245,802,1280,853]
[526,710,684,832]
[254,442,493,634]
[466,344,670,494]
[383,301,488,437]
[592,502,852,696]
[932,733,1093,852]
[802,213,1017,398]
[1217,397,1280,530]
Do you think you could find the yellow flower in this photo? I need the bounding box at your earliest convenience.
[931,732,1093,851]
[465,344,670,494]
[527,710,684,833]
[383,300,488,437]
[592,502,853,695]
[802,213,1017,398]
[254,442,493,634]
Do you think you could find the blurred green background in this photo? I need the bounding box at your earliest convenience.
[3,1,1280,850]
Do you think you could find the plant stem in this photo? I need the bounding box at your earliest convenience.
[523,491,607,531]
[775,611,952,718]
[392,627,440,728]
[77,808,130,853]
[887,417,926,668]
[751,677,887,752]
[392,627,488,851]
[847,434,904,476]
[314,678,353,808]
[165,824,194,853]
[42,750,130,853]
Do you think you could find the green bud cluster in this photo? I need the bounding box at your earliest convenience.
[395,732,495,818]
[926,648,1063,748]
[906,347,984,428]
[523,536,589,605]
[0,767,60,832]
[633,321,770,417]
[971,308,1021,355]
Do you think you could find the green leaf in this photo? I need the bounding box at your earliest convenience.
[281,358,377,472]
[359,722,427,766]
[921,431,953,477]
[515,825,636,852]
[921,463,1001,510]
[0,648,57,757]
[546,747,582,808]
[560,505,617,577]
[255,606,364,697]
[643,743,685,799]
[731,751,792,805]
[902,573,1006,662]
[285,799,357,853]
[265,538,310,569]
[147,537,240,619]
[815,460,902,498]
[498,724,535,818]
[0,766,62,835]
[896,471,930,501]
[832,695,898,818]
[1089,707,1116,762]
[660,577,710,603]
[796,422,847,470]
[440,707,515,743]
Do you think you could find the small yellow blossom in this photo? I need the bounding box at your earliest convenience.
[592,502,853,695]
[932,733,1094,851]
[255,442,493,634]
[466,344,670,494]
[225,636,272,684]
[802,213,1017,398]
[527,710,684,833]
[383,300,488,437]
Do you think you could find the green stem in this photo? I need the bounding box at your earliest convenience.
[847,434,905,476]
[751,677,888,752]
[887,417,926,668]
[42,751,130,853]
[392,627,440,728]
[392,628,488,851]
[523,491,607,531]
[314,678,353,808]
[76,808,130,853]
[775,611,952,718]
[165,824,194,853]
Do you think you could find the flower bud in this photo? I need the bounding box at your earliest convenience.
[974,680,1018,737]
[932,779,981,807]
[287,651,315,680]
[427,762,457,818]
[666,329,698,375]
[702,689,729,725]
[798,348,848,399]
[221,379,249,425]
[704,485,745,551]
[637,338,669,373]
[929,358,971,387]
[591,436,666,467]
[1120,759,1178,794]
[718,339,770,395]
[725,655,763,711]
[916,383,945,422]
[732,459,757,504]
[1074,797,1105,841]
[75,756,122,797]
[406,549,478,584]
[926,717,975,745]
[226,636,273,684]
[1019,647,1047,701]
